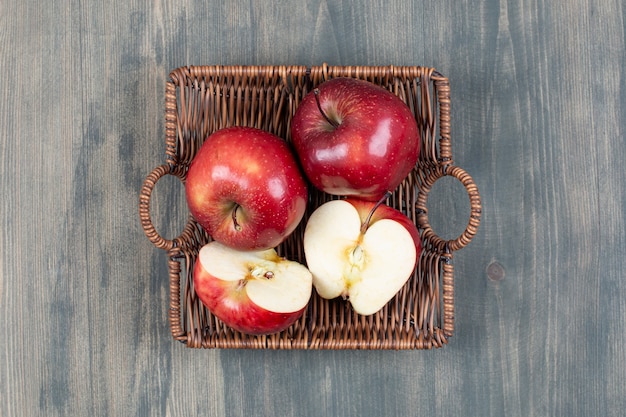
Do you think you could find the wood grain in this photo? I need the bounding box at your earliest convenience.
[1,0,625,416]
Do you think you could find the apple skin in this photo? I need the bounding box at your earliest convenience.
[193,242,313,335]
[290,77,420,201]
[185,126,308,251]
[303,197,421,316]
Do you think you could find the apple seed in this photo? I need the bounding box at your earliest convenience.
[250,265,275,280]
[349,245,365,269]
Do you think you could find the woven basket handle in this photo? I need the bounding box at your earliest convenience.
[416,165,482,253]
[139,164,192,251]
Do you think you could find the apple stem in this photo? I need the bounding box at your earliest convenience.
[313,88,339,129]
[232,204,242,231]
[360,191,393,234]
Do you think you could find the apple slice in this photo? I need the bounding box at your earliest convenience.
[193,241,313,335]
[303,196,420,315]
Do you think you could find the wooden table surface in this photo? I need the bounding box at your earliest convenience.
[2,0,625,416]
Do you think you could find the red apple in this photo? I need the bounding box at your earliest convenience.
[290,77,420,201]
[185,126,308,251]
[303,194,421,315]
[193,241,313,335]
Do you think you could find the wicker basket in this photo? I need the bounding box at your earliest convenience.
[139,64,481,349]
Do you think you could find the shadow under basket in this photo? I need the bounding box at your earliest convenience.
[139,64,482,350]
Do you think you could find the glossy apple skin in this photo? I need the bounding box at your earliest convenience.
[185,126,308,251]
[193,256,306,335]
[291,77,420,201]
[346,197,421,252]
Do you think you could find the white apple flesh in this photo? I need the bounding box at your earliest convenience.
[193,241,313,335]
[303,198,420,315]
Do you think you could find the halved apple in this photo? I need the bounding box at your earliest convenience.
[303,197,420,315]
[193,241,313,335]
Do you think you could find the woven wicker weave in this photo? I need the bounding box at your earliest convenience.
[139,64,481,349]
